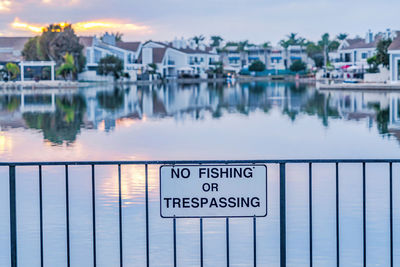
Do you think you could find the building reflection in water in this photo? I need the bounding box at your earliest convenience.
[0,82,400,145]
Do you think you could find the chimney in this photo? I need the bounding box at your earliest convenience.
[365,29,373,44]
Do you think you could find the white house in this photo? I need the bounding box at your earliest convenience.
[219,44,311,73]
[389,32,400,83]
[137,40,220,79]
[79,33,142,81]
[333,29,395,70]
[0,37,57,81]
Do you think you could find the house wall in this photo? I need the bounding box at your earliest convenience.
[389,51,400,82]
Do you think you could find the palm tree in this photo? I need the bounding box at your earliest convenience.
[56,53,76,80]
[262,42,271,49]
[238,40,249,51]
[318,33,331,68]
[192,35,205,47]
[337,33,348,41]
[5,63,20,81]
[210,36,223,47]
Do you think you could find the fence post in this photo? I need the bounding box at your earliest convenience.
[280,163,286,267]
[9,165,17,267]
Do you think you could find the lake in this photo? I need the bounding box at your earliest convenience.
[0,81,399,266]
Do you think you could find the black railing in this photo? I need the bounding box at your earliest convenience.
[2,159,398,267]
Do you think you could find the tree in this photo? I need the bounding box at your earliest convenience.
[262,42,271,49]
[22,23,85,78]
[375,38,392,68]
[97,55,124,80]
[249,60,266,72]
[318,33,331,67]
[238,40,249,52]
[337,33,348,41]
[290,60,307,72]
[192,35,205,47]
[5,63,20,81]
[367,55,379,73]
[56,53,76,80]
[306,41,324,68]
[280,33,303,48]
[210,36,223,47]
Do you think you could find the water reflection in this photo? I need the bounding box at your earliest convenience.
[0,82,400,146]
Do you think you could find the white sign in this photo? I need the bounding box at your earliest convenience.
[160,165,267,218]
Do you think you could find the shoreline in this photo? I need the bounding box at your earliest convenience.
[318,82,400,91]
[0,75,317,89]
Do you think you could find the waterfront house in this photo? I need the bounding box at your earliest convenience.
[218,44,311,73]
[268,45,311,71]
[78,33,142,81]
[0,37,56,81]
[331,29,395,70]
[137,39,220,79]
[218,44,268,73]
[389,32,400,83]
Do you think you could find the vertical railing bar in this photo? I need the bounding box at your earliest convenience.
[118,164,123,267]
[280,163,286,267]
[9,165,17,267]
[336,162,339,267]
[362,162,366,267]
[389,162,393,267]
[253,216,257,267]
[145,164,150,267]
[39,165,44,267]
[226,217,229,267]
[173,217,177,267]
[91,164,97,267]
[200,218,204,267]
[309,163,313,267]
[65,165,70,267]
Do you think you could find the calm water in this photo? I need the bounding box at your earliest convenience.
[0,82,400,266]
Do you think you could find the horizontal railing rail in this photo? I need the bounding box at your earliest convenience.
[2,158,400,166]
[1,159,398,267]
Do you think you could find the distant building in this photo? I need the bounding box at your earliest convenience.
[137,39,220,79]
[332,29,395,70]
[79,33,142,81]
[269,45,312,71]
[218,44,311,73]
[0,37,56,81]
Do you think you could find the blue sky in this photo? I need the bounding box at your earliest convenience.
[0,0,399,44]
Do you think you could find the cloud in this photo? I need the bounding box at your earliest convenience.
[41,0,79,5]
[11,17,43,33]
[0,0,11,12]
[10,17,151,35]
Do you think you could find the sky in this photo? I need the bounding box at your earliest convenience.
[0,0,400,45]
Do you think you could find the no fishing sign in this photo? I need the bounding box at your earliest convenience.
[160,165,267,218]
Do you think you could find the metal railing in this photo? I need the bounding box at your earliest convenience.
[2,159,398,267]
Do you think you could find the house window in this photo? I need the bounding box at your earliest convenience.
[362,53,368,59]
